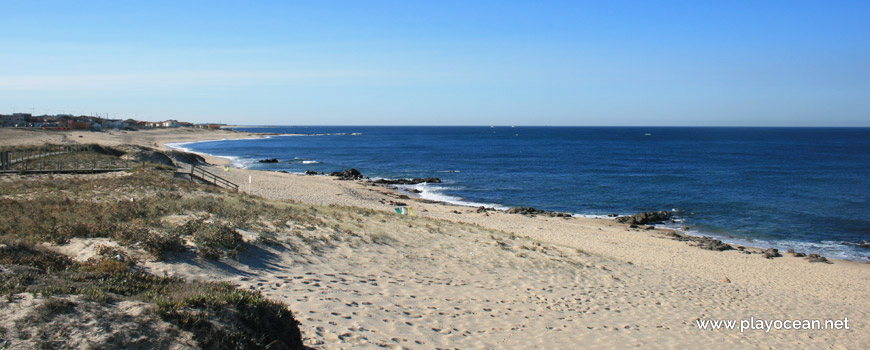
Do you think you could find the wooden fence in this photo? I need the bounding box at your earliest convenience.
[0,145,131,174]
[0,145,91,169]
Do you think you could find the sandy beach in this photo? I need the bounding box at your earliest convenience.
[2,128,869,349]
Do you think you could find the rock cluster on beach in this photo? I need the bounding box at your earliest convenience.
[806,254,830,263]
[761,248,781,259]
[663,232,733,251]
[330,168,365,180]
[614,211,672,225]
[505,206,573,218]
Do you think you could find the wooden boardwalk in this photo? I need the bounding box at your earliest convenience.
[175,163,239,191]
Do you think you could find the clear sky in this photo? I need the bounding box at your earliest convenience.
[1,0,868,126]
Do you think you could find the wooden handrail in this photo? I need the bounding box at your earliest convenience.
[189,165,238,191]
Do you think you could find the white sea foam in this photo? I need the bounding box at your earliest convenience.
[396,183,508,210]
[572,213,617,219]
[165,140,254,168]
[300,160,319,164]
[665,225,869,262]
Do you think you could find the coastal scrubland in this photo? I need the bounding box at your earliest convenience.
[0,168,306,349]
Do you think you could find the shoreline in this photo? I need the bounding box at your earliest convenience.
[166,131,869,263]
[3,127,869,348]
[147,130,870,266]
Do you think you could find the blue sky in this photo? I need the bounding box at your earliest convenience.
[1,0,868,126]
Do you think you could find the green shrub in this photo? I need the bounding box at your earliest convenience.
[192,222,244,260]
[0,243,305,349]
[81,258,131,275]
[141,231,185,259]
[0,239,72,272]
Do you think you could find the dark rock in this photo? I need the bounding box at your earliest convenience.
[793,252,807,257]
[860,242,870,249]
[330,168,364,180]
[762,248,780,259]
[373,178,442,185]
[807,254,830,263]
[258,158,279,163]
[699,238,732,251]
[614,211,672,225]
[662,232,733,251]
[304,170,320,175]
[607,214,619,217]
[506,207,541,215]
[505,206,572,218]
[787,249,795,254]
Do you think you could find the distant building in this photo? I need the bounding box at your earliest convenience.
[1,113,28,127]
[161,120,180,128]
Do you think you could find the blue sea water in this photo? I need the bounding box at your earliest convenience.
[169,126,870,261]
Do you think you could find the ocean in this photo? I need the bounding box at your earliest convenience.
[168,126,870,261]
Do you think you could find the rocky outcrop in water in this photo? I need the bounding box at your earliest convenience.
[615,211,672,225]
[258,158,279,163]
[330,168,364,180]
